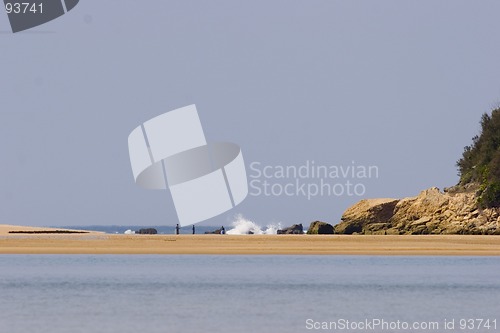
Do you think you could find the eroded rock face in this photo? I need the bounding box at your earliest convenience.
[336,198,399,234]
[334,187,500,235]
[307,221,334,234]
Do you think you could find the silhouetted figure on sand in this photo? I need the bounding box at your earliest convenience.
[175,224,180,235]
[220,226,225,235]
[192,225,195,235]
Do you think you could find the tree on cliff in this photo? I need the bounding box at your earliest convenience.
[457,108,500,207]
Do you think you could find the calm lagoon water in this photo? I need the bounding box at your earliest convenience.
[0,255,499,333]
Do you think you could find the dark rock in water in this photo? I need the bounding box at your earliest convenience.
[205,229,222,234]
[136,228,158,234]
[277,224,303,234]
[307,221,334,234]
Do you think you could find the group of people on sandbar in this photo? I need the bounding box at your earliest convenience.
[175,224,225,235]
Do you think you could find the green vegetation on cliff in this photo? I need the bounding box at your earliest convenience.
[457,108,500,207]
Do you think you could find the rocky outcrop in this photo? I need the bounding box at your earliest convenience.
[136,228,158,234]
[307,221,334,234]
[335,186,500,235]
[335,199,399,234]
[277,224,303,234]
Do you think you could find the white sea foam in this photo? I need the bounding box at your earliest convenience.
[124,229,135,234]
[226,214,282,235]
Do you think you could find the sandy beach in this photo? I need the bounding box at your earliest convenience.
[0,224,499,255]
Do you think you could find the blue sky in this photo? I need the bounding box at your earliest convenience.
[1,1,500,227]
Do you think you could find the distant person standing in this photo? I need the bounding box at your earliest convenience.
[220,226,225,235]
[192,225,195,235]
[175,224,180,235]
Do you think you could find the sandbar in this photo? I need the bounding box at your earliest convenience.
[1,225,499,255]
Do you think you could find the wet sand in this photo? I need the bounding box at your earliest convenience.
[1,225,499,255]
[0,224,103,235]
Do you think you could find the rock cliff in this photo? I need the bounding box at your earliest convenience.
[335,185,500,235]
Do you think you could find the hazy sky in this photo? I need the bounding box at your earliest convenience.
[2,1,500,227]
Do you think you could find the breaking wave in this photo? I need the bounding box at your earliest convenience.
[226,214,282,235]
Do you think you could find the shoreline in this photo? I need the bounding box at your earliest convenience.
[1,224,499,255]
[1,233,500,255]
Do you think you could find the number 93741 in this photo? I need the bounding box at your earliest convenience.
[5,2,43,14]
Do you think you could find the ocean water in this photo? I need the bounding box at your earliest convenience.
[54,225,229,235]
[0,256,499,333]
[57,217,284,235]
